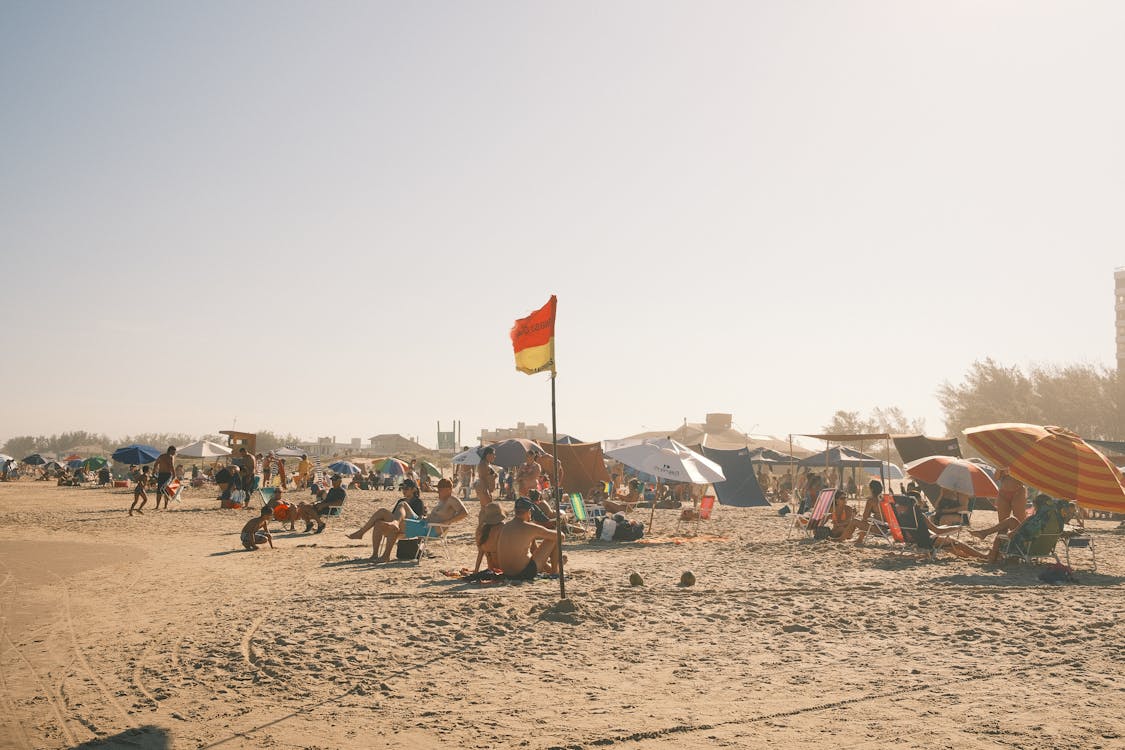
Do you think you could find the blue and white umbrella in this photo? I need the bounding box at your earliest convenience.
[328,460,362,475]
[112,444,161,465]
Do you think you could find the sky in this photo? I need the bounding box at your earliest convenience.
[2,1,1123,449]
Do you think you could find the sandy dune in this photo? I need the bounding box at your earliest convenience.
[0,481,1122,750]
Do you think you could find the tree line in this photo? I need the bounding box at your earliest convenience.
[1,429,304,458]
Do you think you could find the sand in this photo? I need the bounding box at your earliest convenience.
[0,480,1122,750]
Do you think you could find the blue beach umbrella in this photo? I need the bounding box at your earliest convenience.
[112,444,161,465]
[328,460,362,475]
[67,459,85,469]
[22,453,49,465]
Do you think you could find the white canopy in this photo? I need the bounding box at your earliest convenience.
[273,447,306,458]
[177,440,233,458]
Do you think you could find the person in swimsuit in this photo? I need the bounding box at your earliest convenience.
[853,480,884,545]
[495,496,564,580]
[475,447,497,507]
[994,468,1028,524]
[129,466,151,516]
[828,492,859,540]
[603,479,643,514]
[240,506,274,551]
[893,494,986,559]
[474,501,506,573]
[153,446,177,510]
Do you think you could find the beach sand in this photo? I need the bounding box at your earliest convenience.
[0,481,1122,749]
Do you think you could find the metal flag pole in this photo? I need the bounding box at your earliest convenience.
[551,370,565,599]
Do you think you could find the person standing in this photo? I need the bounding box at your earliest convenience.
[516,452,541,497]
[995,468,1028,524]
[153,446,177,510]
[475,447,497,507]
[296,454,312,489]
[262,452,274,486]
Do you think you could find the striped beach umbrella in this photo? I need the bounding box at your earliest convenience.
[964,424,1125,514]
[903,455,998,498]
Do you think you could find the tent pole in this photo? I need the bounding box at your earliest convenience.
[550,371,565,599]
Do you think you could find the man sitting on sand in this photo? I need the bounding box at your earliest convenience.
[241,507,274,551]
[348,478,467,561]
[495,496,564,580]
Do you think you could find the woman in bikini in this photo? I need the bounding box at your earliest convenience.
[129,466,151,516]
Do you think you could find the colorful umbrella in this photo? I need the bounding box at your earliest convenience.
[112,444,161,465]
[82,456,108,470]
[328,461,363,475]
[903,455,999,498]
[376,458,409,476]
[964,423,1125,514]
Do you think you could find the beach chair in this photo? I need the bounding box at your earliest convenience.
[1062,527,1096,572]
[568,493,604,534]
[1000,510,1063,565]
[395,517,454,562]
[876,494,905,547]
[890,498,939,559]
[788,488,836,540]
[677,494,718,535]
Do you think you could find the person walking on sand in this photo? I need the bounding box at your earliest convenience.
[153,446,177,510]
[475,446,498,508]
[495,496,564,580]
[129,466,151,515]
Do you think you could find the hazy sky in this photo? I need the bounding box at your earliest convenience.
[2,1,1122,449]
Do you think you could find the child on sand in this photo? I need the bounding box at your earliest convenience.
[241,507,274,551]
[129,466,151,516]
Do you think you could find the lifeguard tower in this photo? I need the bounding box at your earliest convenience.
[220,430,257,455]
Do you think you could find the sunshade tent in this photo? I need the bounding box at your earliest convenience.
[328,461,362,475]
[797,446,884,468]
[903,456,999,498]
[82,456,108,470]
[177,440,233,458]
[893,435,961,463]
[964,423,1125,514]
[747,447,799,465]
[490,438,551,468]
[22,453,49,465]
[273,447,306,458]
[112,445,161,465]
[43,460,64,471]
[534,440,610,493]
[700,445,769,507]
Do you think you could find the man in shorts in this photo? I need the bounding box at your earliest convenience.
[153,446,177,510]
[496,496,564,580]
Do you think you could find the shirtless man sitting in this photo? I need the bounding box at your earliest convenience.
[495,496,564,580]
[347,478,468,562]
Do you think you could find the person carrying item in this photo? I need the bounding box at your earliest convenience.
[495,496,564,580]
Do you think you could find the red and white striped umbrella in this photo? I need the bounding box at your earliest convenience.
[903,455,999,498]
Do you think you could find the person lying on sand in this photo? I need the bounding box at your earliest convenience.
[603,479,643,514]
[495,497,564,580]
[894,493,986,560]
[240,507,274,551]
[474,502,506,572]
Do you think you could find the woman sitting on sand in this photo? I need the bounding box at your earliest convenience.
[474,502,506,572]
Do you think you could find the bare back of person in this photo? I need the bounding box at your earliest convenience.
[495,516,561,579]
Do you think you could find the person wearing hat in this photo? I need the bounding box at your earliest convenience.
[495,496,565,580]
[474,501,507,572]
[292,474,347,533]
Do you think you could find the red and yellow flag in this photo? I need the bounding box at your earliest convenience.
[510,295,557,375]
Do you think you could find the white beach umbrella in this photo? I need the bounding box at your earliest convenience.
[452,447,483,466]
[604,438,725,485]
[0,454,14,464]
[177,440,233,459]
[273,446,305,458]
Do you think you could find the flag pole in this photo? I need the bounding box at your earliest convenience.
[551,370,565,599]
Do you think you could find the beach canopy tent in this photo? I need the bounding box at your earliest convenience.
[534,440,610,494]
[112,444,161,465]
[700,445,770,507]
[556,435,584,444]
[797,446,884,468]
[273,446,306,458]
[893,435,961,464]
[22,453,50,465]
[747,447,799,465]
[177,440,232,459]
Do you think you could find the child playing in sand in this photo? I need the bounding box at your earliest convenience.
[240,507,274,551]
[129,466,151,516]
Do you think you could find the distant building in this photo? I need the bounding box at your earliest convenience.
[368,434,430,456]
[480,422,551,444]
[294,436,363,458]
[1117,267,1125,371]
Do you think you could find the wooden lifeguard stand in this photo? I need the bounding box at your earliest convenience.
[220,430,256,455]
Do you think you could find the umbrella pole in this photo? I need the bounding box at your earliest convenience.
[550,372,565,599]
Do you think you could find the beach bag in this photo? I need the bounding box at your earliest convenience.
[396,539,421,560]
[614,520,644,541]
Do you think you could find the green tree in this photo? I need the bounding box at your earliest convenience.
[1,435,47,457]
[937,358,1039,438]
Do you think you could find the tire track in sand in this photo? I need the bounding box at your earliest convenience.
[0,626,77,746]
[56,578,133,724]
[0,628,34,750]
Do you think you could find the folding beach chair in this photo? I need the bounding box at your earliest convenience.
[162,478,184,504]
[568,492,604,534]
[398,517,455,562]
[1062,528,1096,572]
[877,494,905,547]
[1001,510,1063,566]
[788,488,836,540]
